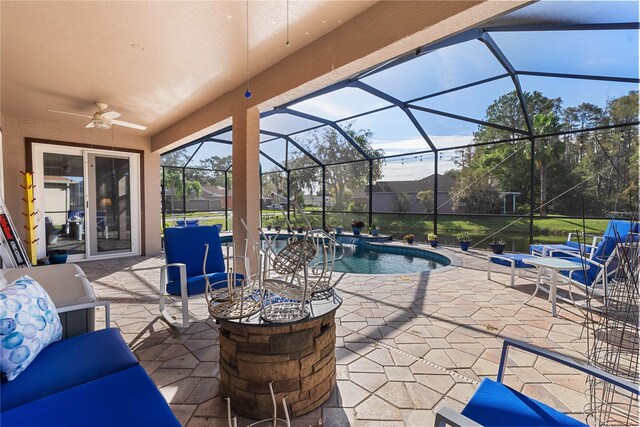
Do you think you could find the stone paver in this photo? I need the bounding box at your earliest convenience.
[77,245,615,426]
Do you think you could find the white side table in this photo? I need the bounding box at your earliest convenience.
[523,257,584,316]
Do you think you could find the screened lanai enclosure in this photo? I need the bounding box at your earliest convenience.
[161,1,639,252]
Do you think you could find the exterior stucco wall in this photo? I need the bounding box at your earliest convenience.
[0,115,161,256]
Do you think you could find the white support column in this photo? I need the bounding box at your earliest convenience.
[232,107,260,274]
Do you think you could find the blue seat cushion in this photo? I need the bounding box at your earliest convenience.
[1,328,138,412]
[167,272,244,296]
[489,254,534,269]
[164,226,226,281]
[0,365,180,427]
[461,378,586,427]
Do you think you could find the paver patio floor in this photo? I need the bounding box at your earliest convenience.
[83,246,598,426]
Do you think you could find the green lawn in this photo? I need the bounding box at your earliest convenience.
[438,216,608,237]
[164,211,227,230]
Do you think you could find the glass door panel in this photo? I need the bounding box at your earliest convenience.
[42,152,85,256]
[88,154,132,256]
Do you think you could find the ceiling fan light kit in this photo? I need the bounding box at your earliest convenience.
[87,117,112,130]
[48,102,146,131]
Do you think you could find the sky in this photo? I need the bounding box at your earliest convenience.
[168,1,640,182]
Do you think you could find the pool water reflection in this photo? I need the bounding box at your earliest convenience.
[329,243,447,274]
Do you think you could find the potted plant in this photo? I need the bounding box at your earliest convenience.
[48,249,68,264]
[351,220,365,236]
[295,225,304,233]
[403,234,415,244]
[370,224,379,237]
[266,223,272,231]
[335,225,344,234]
[274,225,282,231]
[458,232,471,251]
[490,238,507,254]
[428,233,438,247]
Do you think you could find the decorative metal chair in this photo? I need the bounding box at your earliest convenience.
[245,199,344,322]
[206,237,263,321]
[225,382,290,427]
[259,228,316,322]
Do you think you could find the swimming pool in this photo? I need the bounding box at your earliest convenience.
[330,242,450,274]
[259,235,451,275]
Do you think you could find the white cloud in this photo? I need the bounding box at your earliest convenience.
[372,134,473,156]
[292,98,355,121]
[372,137,430,155]
[431,134,474,149]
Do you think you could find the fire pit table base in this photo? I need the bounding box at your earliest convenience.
[219,309,338,419]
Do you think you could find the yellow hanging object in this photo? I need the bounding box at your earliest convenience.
[22,171,38,265]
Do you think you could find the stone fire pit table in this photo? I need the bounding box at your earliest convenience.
[217,290,342,420]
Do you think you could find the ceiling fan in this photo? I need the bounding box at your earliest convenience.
[48,102,147,131]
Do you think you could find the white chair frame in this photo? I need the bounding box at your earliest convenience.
[548,242,625,300]
[160,244,250,329]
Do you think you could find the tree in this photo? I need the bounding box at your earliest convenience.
[188,155,231,187]
[163,168,182,213]
[162,150,189,167]
[163,168,204,213]
[289,168,321,209]
[470,90,564,215]
[464,89,638,218]
[602,91,638,213]
[290,123,384,210]
[563,103,604,130]
[392,192,410,212]
[532,111,562,216]
[262,172,287,200]
[416,190,434,213]
[473,90,561,142]
[185,180,202,199]
[450,171,502,214]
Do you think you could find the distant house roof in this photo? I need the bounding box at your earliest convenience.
[371,174,456,193]
[202,185,226,198]
[164,185,231,198]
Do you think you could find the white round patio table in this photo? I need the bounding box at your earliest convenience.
[523,257,584,317]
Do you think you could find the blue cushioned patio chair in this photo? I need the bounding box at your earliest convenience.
[160,226,244,328]
[551,235,634,299]
[435,338,639,427]
[530,219,636,258]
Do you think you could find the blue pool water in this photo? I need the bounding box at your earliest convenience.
[262,235,451,275]
[331,243,449,274]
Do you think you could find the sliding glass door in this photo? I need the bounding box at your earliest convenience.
[87,153,136,257]
[33,144,140,261]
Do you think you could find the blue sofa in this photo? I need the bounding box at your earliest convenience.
[1,328,180,427]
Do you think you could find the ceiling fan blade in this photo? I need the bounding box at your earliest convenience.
[85,121,95,129]
[48,109,93,119]
[111,119,147,131]
[102,111,121,120]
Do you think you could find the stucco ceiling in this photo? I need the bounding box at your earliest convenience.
[1,1,377,136]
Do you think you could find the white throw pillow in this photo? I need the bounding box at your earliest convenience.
[0,275,63,381]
